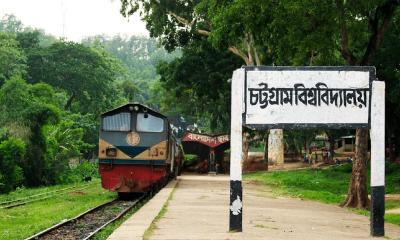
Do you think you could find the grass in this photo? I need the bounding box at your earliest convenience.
[244,163,400,226]
[0,181,90,203]
[0,179,116,240]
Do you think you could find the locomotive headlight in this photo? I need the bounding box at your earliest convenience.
[106,147,117,157]
[134,105,139,111]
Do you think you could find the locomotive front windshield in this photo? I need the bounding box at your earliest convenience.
[137,113,164,132]
[102,112,131,131]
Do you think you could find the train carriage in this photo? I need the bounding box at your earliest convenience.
[98,103,182,194]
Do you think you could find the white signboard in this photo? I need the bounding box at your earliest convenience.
[230,66,385,236]
[244,67,373,128]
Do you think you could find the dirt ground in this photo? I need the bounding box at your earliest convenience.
[149,175,400,240]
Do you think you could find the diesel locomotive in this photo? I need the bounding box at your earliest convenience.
[98,103,182,194]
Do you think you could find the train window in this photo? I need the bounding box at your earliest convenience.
[136,113,164,132]
[102,112,131,131]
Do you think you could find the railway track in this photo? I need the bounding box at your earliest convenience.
[25,194,145,240]
[0,182,94,209]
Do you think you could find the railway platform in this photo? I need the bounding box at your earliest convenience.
[109,174,400,240]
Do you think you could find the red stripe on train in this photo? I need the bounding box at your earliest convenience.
[99,164,167,193]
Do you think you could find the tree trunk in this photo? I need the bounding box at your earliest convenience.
[327,132,335,164]
[388,134,396,162]
[268,129,284,167]
[264,137,268,171]
[64,92,75,110]
[242,132,249,164]
[341,128,370,209]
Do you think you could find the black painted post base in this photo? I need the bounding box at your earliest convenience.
[371,186,385,237]
[229,180,243,232]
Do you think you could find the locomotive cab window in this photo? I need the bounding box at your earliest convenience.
[102,112,131,131]
[136,113,164,132]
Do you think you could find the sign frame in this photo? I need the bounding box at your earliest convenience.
[229,66,385,237]
[243,66,375,130]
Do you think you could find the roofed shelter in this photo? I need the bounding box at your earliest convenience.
[181,132,230,173]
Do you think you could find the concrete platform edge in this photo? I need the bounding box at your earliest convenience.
[107,179,179,240]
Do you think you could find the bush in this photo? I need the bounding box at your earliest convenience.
[183,154,198,166]
[386,162,400,174]
[59,161,99,184]
[0,137,26,193]
[333,163,353,173]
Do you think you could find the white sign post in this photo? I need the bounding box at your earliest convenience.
[229,66,385,236]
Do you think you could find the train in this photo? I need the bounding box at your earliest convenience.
[98,103,183,195]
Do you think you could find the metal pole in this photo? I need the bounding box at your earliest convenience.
[229,69,244,232]
[370,80,385,236]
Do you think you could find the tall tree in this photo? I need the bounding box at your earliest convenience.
[120,0,400,209]
[82,35,181,106]
[0,14,24,33]
[157,39,242,132]
[26,41,121,114]
[119,0,285,164]
[0,32,27,85]
[266,0,399,209]
[0,76,60,186]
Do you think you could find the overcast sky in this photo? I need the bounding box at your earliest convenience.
[0,0,149,42]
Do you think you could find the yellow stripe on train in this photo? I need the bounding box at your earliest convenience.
[98,138,168,161]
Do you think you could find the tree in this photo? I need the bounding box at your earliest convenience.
[0,32,27,85]
[157,39,242,132]
[0,14,24,33]
[119,0,285,164]
[26,41,121,114]
[82,35,181,107]
[121,0,400,209]
[264,0,399,209]
[45,115,87,183]
[0,137,25,193]
[0,76,60,186]
[374,14,400,161]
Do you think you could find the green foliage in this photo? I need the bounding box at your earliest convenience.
[59,161,99,184]
[0,76,65,186]
[0,14,23,33]
[0,32,27,85]
[44,115,88,184]
[386,161,400,174]
[0,137,26,193]
[157,39,241,132]
[120,1,203,51]
[82,35,181,107]
[183,154,198,166]
[0,180,115,240]
[246,168,350,204]
[245,162,400,201]
[0,15,123,190]
[245,164,400,226]
[27,41,120,114]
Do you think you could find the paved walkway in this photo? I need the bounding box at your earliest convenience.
[149,175,400,240]
[108,180,178,240]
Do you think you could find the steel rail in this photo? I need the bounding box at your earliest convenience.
[83,195,145,240]
[1,183,94,209]
[24,199,119,240]
[24,194,146,240]
[0,182,94,207]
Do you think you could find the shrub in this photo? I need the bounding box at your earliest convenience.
[333,163,353,173]
[183,154,198,166]
[386,162,400,174]
[59,161,99,184]
[0,137,26,193]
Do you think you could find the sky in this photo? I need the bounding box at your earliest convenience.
[0,0,149,42]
